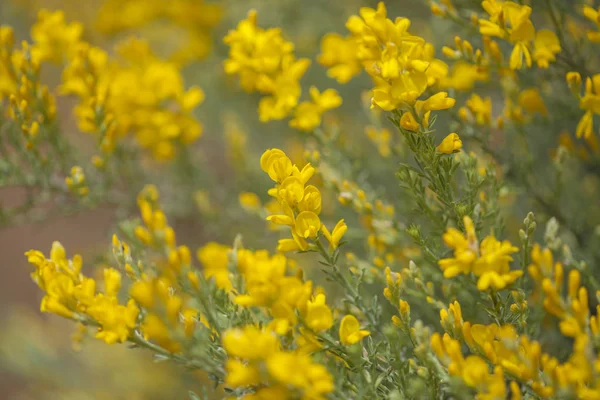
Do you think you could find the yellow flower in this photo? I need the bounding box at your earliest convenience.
[60,36,204,160]
[415,92,456,114]
[130,280,155,309]
[96,0,222,65]
[576,75,600,139]
[583,6,600,42]
[88,296,139,344]
[298,185,322,214]
[318,33,362,83]
[65,165,89,197]
[225,359,260,387]
[266,352,334,397]
[439,216,521,291]
[239,192,262,211]
[197,242,232,290]
[223,325,279,361]
[294,211,322,238]
[305,293,334,332]
[260,148,293,183]
[30,9,82,63]
[224,10,310,122]
[463,94,492,125]
[479,2,557,70]
[437,133,463,154]
[334,2,452,111]
[365,126,392,156]
[532,30,561,68]
[289,87,342,131]
[400,111,420,131]
[339,315,370,345]
[518,88,547,116]
[321,219,348,250]
[278,176,305,205]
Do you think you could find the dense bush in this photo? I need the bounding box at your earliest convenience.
[2,0,600,398]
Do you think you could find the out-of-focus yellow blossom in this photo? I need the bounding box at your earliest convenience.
[60,37,204,161]
[518,88,547,116]
[197,242,232,290]
[533,30,561,68]
[305,293,334,332]
[1,26,56,150]
[30,9,82,63]
[289,87,342,131]
[479,1,560,70]
[439,216,521,290]
[366,126,392,157]
[131,276,203,353]
[96,0,222,65]
[224,325,334,399]
[571,73,600,139]
[224,10,311,122]
[583,6,600,43]
[239,192,262,211]
[65,165,89,197]
[317,33,362,83]
[437,133,463,154]
[260,148,346,253]
[224,115,249,170]
[441,61,489,91]
[26,242,139,344]
[133,185,176,250]
[556,131,599,160]
[339,315,370,345]
[459,94,492,126]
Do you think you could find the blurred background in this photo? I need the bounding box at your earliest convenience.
[0,0,440,398]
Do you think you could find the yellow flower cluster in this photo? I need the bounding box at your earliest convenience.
[459,94,493,126]
[224,11,341,130]
[96,0,223,65]
[60,37,204,161]
[1,10,204,162]
[223,325,334,399]
[118,188,203,353]
[261,148,347,253]
[0,25,56,150]
[130,275,202,353]
[440,37,496,90]
[235,250,331,334]
[434,296,600,399]
[26,242,139,344]
[319,2,454,117]
[439,216,522,290]
[289,87,342,131]
[133,185,177,250]
[197,242,233,291]
[479,0,561,70]
[529,246,592,336]
[196,242,340,340]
